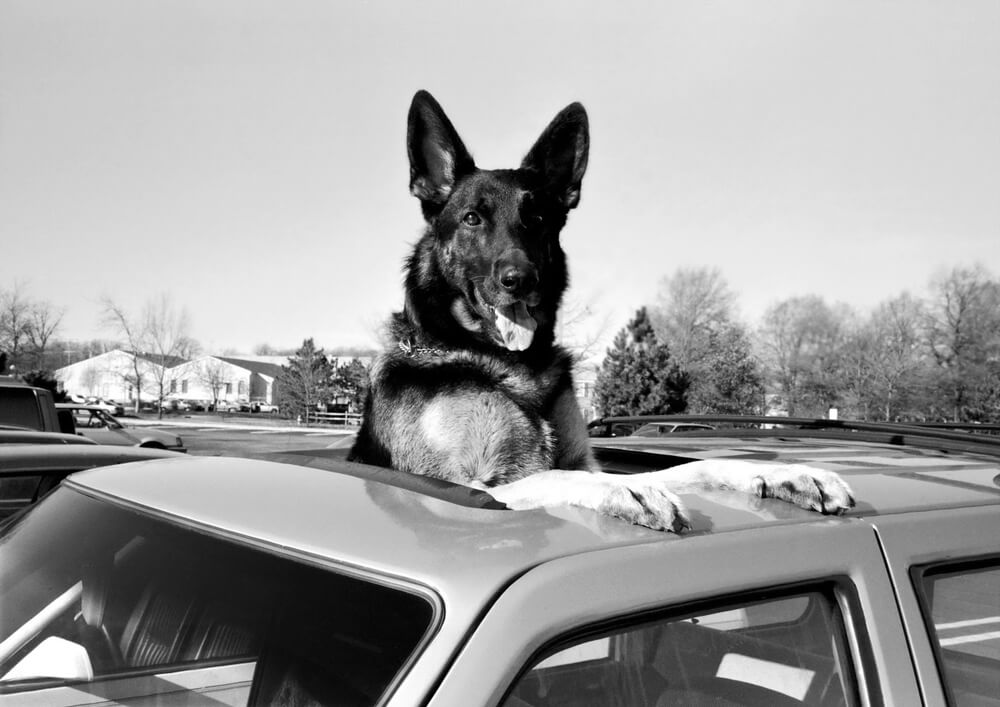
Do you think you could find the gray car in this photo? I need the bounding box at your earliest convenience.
[0,418,998,705]
[56,403,186,452]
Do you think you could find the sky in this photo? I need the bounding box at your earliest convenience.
[2,1,998,359]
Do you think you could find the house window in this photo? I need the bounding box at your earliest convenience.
[170,380,177,394]
[238,381,247,396]
[181,380,188,394]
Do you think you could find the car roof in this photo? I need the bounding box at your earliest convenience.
[0,428,98,445]
[0,443,180,473]
[64,420,1000,595]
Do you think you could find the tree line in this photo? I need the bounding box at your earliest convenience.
[1,287,372,419]
[594,264,1000,423]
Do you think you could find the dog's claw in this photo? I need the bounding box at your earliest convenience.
[599,484,690,533]
[752,465,855,515]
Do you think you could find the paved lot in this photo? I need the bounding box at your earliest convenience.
[126,416,356,457]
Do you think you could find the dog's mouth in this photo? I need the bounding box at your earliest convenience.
[492,301,537,351]
[467,283,539,352]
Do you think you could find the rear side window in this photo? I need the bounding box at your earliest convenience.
[503,587,859,707]
[915,559,1000,707]
[0,488,436,705]
[0,388,43,430]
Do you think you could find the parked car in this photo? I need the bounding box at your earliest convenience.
[0,443,179,521]
[84,397,125,416]
[0,378,65,433]
[586,417,642,438]
[56,403,187,452]
[251,400,279,414]
[158,398,192,413]
[0,417,998,705]
[632,421,717,436]
[215,400,241,413]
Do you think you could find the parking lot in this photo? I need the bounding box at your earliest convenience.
[126,417,356,457]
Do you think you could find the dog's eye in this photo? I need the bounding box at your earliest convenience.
[462,212,482,227]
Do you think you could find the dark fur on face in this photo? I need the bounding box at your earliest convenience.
[395,90,589,358]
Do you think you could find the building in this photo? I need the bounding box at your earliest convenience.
[165,356,284,406]
[55,349,174,404]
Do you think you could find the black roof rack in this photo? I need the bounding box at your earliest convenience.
[594,414,1000,458]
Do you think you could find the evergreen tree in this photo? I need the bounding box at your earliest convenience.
[331,358,370,413]
[685,325,765,414]
[276,339,334,422]
[594,308,689,416]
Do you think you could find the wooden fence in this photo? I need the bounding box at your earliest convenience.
[303,411,363,426]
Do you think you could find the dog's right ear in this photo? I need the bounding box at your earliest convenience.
[407,91,475,212]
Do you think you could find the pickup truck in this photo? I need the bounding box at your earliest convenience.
[0,377,74,434]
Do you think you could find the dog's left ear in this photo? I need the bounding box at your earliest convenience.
[521,103,589,209]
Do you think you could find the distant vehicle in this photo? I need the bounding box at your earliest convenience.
[56,404,186,453]
[159,399,192,413]
[0,378,66,433]
[215,400,241,413]
[586,418,642,438]
[84,397,125,416]
[251,400,279,414]
[0,444,178,520]
[632,421,717,436]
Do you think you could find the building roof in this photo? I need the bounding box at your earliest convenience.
[215,356,285,378]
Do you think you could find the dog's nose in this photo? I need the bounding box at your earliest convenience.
[494,252,538,296]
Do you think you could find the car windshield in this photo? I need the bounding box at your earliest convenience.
[0,486,435,705]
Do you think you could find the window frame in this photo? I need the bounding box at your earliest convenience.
[910,553,1000,707]
[498,579,868,707]
[0,486,445,707]
[426,520,911,706]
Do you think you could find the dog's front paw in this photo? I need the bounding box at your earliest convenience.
[751,465,855,515]
[600,483,690,533]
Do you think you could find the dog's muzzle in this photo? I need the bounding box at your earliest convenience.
[462,250,540,352]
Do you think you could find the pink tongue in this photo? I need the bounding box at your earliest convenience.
[495,302,537,351]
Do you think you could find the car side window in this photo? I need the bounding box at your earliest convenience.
[914,559,1000,707]
[502,587,859,707]
[0,476,44,520]
[0,490,435,706]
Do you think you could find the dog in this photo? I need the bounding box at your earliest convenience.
[348,90,854,531]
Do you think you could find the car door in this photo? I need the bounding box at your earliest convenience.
[425,519,922,707]
[871,506,1000,707]
[73,410,133,446]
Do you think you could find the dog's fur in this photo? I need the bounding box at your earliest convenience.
[349,91,854,531]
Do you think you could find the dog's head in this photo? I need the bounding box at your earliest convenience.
[403,90,589,354]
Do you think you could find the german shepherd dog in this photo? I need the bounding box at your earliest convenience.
[349,91,854,531]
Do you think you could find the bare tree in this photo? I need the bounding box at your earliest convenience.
[79,365,102,397]
[866,293,931,420]
[102,297,150,413]
[25,300,64,369]
[143,295,199,415]
[652,267,736,370]
[756,296,851,417]
[556,295,610,365]
[102,294,199,416]
[198,358,230,410]
[0,282,33,373]
[923,265,1000,421]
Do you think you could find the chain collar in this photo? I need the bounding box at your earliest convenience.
[398,338,446,358]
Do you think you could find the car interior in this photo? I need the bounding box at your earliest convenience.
[0,489,434,705]
[505,587,858,707]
